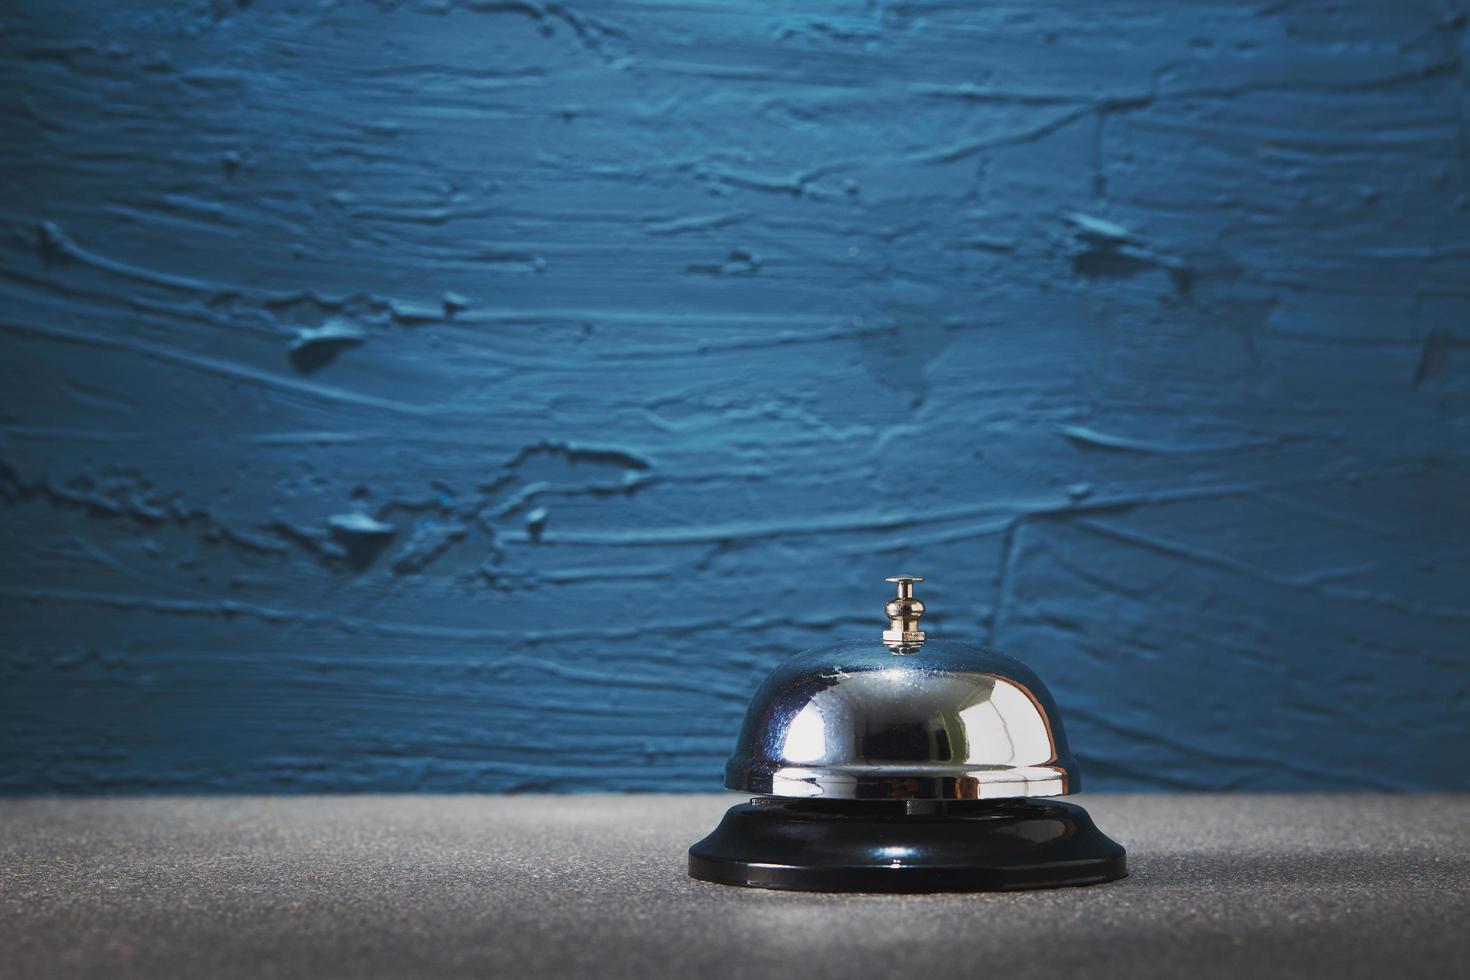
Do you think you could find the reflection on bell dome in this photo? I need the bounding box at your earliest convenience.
[956,677,1054,765]
[779,701,830,764]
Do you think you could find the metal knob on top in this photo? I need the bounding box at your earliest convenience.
[882,575,926,649]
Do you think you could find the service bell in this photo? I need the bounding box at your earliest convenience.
[688,576,1127,892]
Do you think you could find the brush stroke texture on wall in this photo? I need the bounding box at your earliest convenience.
[1,1,1468,793]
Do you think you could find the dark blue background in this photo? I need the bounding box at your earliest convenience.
[2,1,1467,792]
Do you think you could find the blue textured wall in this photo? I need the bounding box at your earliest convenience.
[2,1,1468,793]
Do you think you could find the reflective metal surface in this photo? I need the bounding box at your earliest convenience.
[689,797,1125,891]
[725,638,1078,800]
[881,575,927,649]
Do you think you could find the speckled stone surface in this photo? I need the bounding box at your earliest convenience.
[1,795,1466,979]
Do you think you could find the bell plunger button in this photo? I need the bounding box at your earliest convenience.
[882,575,926,649]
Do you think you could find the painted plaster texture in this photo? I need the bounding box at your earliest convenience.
[1,2,1468,792]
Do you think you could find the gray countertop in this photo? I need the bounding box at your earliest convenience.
[2,794,1466,979]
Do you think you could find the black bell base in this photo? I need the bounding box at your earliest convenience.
[689,797,1127,893]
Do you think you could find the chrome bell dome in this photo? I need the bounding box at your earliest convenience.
[724,577,1079,801]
